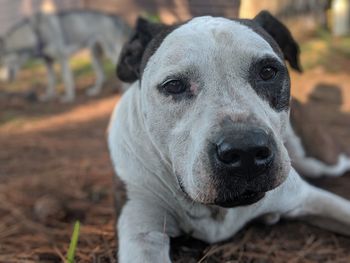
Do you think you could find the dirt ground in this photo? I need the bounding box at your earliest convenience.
[1,50,350,261]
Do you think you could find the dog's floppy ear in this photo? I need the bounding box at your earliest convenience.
[253,11,302,72]
[116,17,169,82]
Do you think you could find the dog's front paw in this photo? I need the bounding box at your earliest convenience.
[138,232,171,263]
[120,232,172,263]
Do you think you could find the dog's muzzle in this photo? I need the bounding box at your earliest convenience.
[209,124,277,207]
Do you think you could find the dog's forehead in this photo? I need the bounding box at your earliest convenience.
[145,16,281,75]
[174,16,272,49]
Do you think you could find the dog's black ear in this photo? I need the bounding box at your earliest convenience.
[116,17,168,82]
[253,11,302,72]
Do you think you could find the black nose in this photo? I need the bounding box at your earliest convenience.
[215,127,275,177]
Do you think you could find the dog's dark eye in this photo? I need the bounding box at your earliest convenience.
[259,66,277,81]
[161,79,187,94]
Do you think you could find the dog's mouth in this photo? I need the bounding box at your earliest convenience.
[214,190,266,208]
[175,171,276,208]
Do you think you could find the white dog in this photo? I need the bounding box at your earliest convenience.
[0,11,131,102]
[108,12,350,262]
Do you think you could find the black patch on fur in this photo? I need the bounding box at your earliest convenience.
[250,11,302,72]
[247,56,290,111]
[116,18,178,83]
[236,11,300,111]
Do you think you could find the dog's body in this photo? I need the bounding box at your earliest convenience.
[0,11,131,102]
[108,13,350,262]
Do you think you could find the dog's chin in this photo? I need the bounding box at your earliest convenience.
[213,191,266,208]
[177,169,287,208]
[211,167,289,208]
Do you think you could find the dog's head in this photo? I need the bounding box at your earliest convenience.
[117,12,301,207]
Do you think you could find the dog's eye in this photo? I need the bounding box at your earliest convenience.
[161,79,187,94]
[259,66,277,81]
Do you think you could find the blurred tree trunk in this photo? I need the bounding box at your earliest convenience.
[240,0,329,24]
[332,0,350,36]
[239,0,331,38]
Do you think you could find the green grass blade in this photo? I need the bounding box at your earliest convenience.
[66,221,81,263]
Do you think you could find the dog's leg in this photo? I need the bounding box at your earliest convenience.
[118,199,178,263]
[285,124,350,177]
[40,59,56,101]
[283,175,350,235]
[86,44,105,97]
[258,169,350,236]
[60,57,75,103]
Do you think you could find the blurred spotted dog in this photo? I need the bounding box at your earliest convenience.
[0,10,131,102]
[108,11,350,262]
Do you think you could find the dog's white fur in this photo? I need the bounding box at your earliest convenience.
[108,16,350,262]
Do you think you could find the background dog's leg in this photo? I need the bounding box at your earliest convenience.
[285,124,350,177]
[285,182,350,236]
[118,200,178,263]
[60,58,75,103]
[86,44,105,97]
[40,59,56,101]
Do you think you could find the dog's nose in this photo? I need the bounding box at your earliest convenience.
[215,127,275,177]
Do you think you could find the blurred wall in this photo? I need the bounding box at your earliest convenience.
[0,0,331,38]
[0,0,241,35]
[83,0,241,25]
